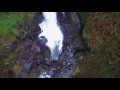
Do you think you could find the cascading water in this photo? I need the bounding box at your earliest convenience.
[38,12,63,60]
[38,12,64,78]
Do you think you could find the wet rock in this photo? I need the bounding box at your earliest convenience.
[20,30,27,39]
[44,58,50,66]
[38,36,48,46]
[23,39,33,48]
[31,43,41,53]
[38,72,51,78]
[8,70,15,78]
[48,68,58,76]
[38,65,48,72]
[24,61,33,72]
[20,70,29,78]
[52,12,88,78]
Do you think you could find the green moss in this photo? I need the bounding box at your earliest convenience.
[0,12,35,77]
[77,12,89,24]
[0,12,35,48]
[69,12,79,23]
[13,60,23,75]
[0,12,35,35]
[111,12,120,20]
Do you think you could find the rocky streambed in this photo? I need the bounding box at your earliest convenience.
[0,12,89,78]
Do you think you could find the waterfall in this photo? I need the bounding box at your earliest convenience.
[38,12,64,60]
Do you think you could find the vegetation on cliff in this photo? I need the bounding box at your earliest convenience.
[73,12,120,78]
[0,12,35,77]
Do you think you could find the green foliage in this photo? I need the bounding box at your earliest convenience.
[0,12,35,77]
[77,12,89,26]
[69,12,79,23]
[0,12,35,35]
[73,12,120,78]
[0,12,35,51]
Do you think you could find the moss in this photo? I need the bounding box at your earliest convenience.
[69,12,79,23]
[13,60,23,76]
[77,12,89,25]
[0,12,35,35]
[74,12,120,78]
[29,70,38,78]
[0,53,15,77]
[0,12,35,51]
[0,12,35,77]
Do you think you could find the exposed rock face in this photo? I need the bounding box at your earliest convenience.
[55,12,88,78]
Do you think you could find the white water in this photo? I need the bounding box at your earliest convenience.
[38,12,64,60]
[38,72,51,78]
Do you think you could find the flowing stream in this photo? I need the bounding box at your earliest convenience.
[38,12,64,78]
